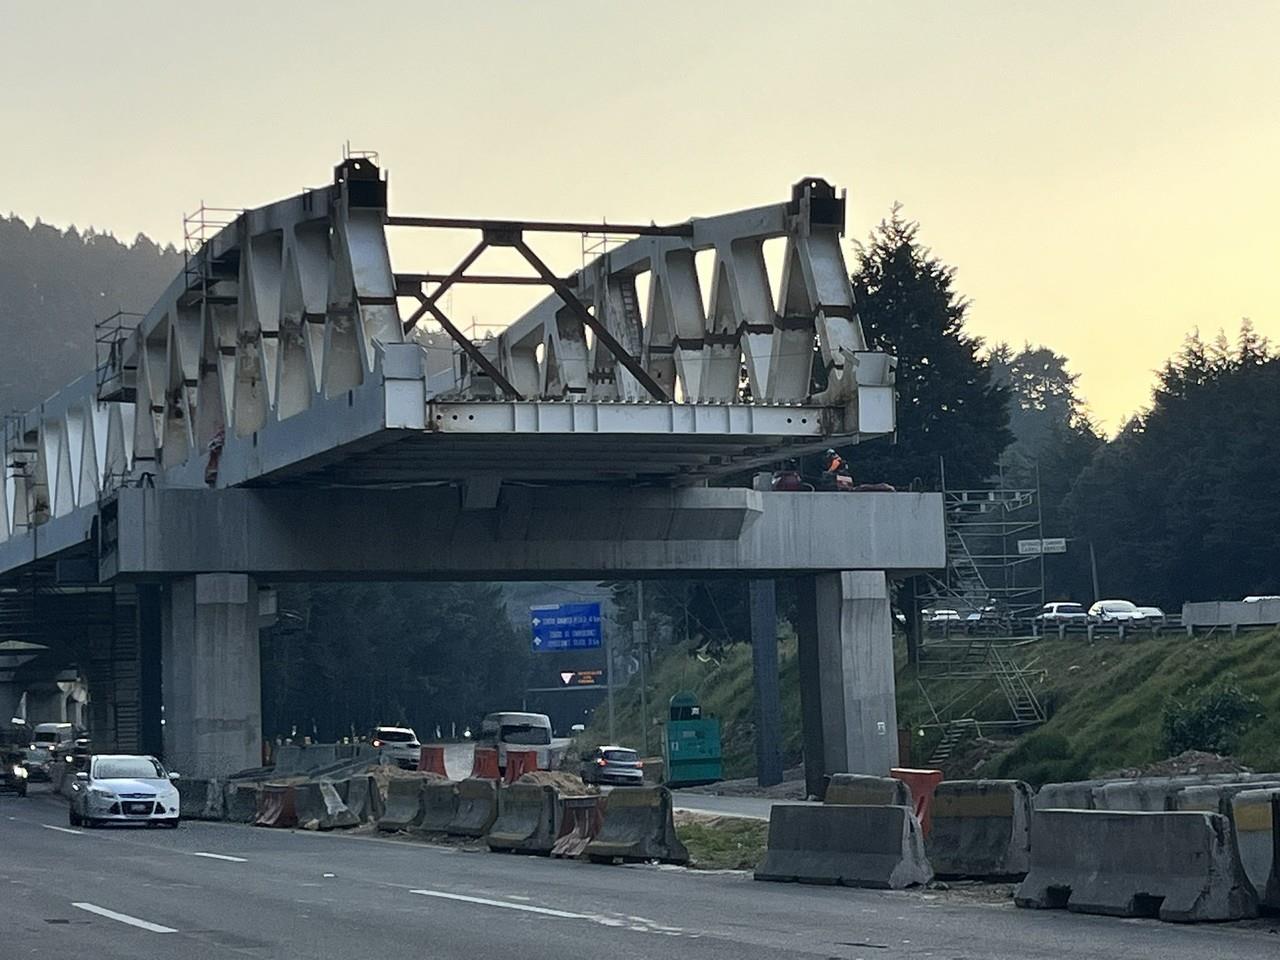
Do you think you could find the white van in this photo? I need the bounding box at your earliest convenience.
[479,712,553,771]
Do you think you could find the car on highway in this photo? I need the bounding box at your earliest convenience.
[370,726,422,770]
[1034,601,1090,625]
[1,750,29,797]
[580,746,645,786]
[25,722,75,781]
[1088,599,1145,623]
[923,609,962,623]
[68,754,181,828]
[479,711,555,771]
[1135,605,1167,625]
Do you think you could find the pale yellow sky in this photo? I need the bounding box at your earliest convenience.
[2,1,1277,431]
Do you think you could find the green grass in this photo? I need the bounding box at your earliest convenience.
[676,817,769,870]
[577,630,804,779]
[580,626,1280,786]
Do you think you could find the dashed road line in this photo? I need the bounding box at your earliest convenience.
[41,824,83,836]
[190,851,247,863]
[72,902,177,934]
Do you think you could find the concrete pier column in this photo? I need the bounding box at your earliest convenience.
[162,574,262,779]
[749,579,784,787]
[796,571,899,795]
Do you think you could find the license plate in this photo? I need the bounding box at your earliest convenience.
[124,802,152,815]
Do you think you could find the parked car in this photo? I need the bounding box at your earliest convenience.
[1035,602,1090,625]
[580,746,644,786]
[1,750,29,797]
[68,754,180,828]
[370,726,421,770]
[25,722,75,781]
[1088,599,1144,623]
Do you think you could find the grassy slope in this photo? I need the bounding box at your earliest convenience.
[579,632,803,778]
[583,627,1280,784]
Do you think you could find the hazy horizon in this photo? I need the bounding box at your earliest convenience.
[3,0,1276,431]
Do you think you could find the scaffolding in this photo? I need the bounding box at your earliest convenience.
[920,483,1046,629]
[94,310,144,403]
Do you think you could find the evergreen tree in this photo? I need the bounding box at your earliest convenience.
[1065,323,1280,607]
[844,206,1011,489]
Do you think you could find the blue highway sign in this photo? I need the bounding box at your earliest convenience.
[530,602,603,652]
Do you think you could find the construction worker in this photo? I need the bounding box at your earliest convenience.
[822,448,844,475]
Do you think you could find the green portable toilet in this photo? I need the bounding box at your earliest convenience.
[664,691,722,787]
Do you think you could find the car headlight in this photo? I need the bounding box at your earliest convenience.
[89,787,115,799]
[12,766,28,779]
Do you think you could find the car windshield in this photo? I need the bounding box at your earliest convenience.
[95,757,164,780]
[1057,604,1085,613]
[376,730,416,742]
[33,732,63,744]
[604,749,638,763]
[501,723,551,745]
[1105,601,1136,612]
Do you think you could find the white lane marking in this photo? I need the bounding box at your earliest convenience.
[42,824,83,836]
[410,889,589,920]
[409,889,689,936]
[190,851,246,863]
[72,902,177,934]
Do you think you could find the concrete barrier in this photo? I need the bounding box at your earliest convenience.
[224,781,260,823]
[584,786,688,865]
[825,773,912,807]
[487,783,560,854]
[754,804,932,889]
[292,781,359,830]
[1034,780,1106,811]
[418,780,458,832]
[1093,779,1190,811]
[444,778,499,837]
[928,780,1032,880]
[273,743,340,775]
[1016,809,1257,922]
[377,778,425,831]
[255,783,298,828]
[342,775,382,823]
[1176,781,1280,817]
[551,795,606,858]
[1229,789,1280,912]
[177,777,225,821]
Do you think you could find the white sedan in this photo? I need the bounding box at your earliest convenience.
[69,754,181,828]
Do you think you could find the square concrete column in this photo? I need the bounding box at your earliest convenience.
[162,574,262,779]
[796,571,899,794]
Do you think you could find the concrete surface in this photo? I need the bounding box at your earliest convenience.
[1,785,1274,959]
[104,486,945,580]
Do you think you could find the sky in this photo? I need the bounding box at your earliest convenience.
[2,1,1277,431]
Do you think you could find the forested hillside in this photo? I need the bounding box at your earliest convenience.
[0,215,180,413]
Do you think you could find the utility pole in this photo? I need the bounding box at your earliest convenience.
[605,618,616,745]
[1089,541,1101,605]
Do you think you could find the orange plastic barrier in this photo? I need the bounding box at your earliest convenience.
[504,749,539,784]
[470,746,500,780]
[418,745,448,775]
[891,767,944,837]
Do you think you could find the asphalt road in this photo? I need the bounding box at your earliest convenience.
[2,785,1275,960]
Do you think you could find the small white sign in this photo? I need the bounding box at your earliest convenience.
[1018,538,1068,555]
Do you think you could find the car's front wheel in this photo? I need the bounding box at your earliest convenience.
[162,818,180,829]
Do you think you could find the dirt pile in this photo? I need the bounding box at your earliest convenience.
[1101,750,1253,779]
[516,771,597,795]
